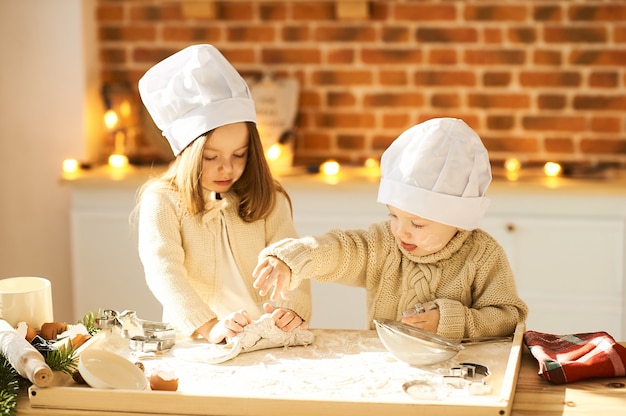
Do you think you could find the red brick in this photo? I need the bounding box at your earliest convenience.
[588,72,619,88]
[372,133,398,151]
[508,27,537,43]
[393,4,456,21]
[298,132,332,150]
[292,3,334,20]
[262,48,321,64]
[220,2,254,20]
[538,94,567,110]
[533,6,562,22]
[580,139,626,154]
[591,117,621,133]
[616,27,626,43]
[520,71,581,87]
[468,94,530,109]
[97,4,124,21]
[464,5,528,21]
[416,28,479,43]
[361,48,422,64]
[428,49,458,65]
[282,26,310,42]
[545,138,575,153]
[482,28,502,44]
[414,70,476,87]
[483,72,511,87]
[533,49,563,66]
[337,135,366,150]
[327,48,356,64]
[569,50,626,66]
[545,27,607,43]
[312,70,372,86]
[482,136,539,153]
[327,92,357,107]
[487,116,515,130]
[379,70,407,86]
[573,95,626,111]
[314,26,377,42]
[227,26,276,42]
[363,93,424,108]
[259,3,288,21]
[465,49,525,65]
[315,112,376,129]
[569,5,626,21]
[130,3,181,21]
[382,27,410,43]
[163,26,222,42]
[523,116,586,132]
[381,114,411,130]
[100,48,127,65]
[431,93,460,108]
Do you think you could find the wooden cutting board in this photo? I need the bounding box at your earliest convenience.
[28,323,524,416]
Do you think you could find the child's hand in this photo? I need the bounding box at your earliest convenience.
[208,309,252,344]
[252,256,292,301]
[263,303,308,332]
[400,302,440,334]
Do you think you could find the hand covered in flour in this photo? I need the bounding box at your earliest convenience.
[400,301,440,334]
[263,303,308,332]
[252,256,292,301]
[207,309,252,344]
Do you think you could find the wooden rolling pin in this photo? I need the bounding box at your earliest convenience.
[0,319,52,387]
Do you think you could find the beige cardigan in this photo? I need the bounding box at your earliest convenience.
[261,224,528,340]
[138,186,312,336]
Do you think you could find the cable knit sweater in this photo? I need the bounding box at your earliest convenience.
[260,223,528,340]
[138,185,312,336]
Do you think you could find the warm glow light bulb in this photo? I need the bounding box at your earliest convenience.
[543,162,562,177]
[119,100,131,118]
[62,158,80,173]
[104,109,119,130]
[504,157,521,173]
[108,154,129,169]
[364,158,378,169]
[266,143,282,161]
[320,160,340,176]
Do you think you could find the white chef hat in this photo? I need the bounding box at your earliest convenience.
[377,118,492,230]
[138,44,256,156]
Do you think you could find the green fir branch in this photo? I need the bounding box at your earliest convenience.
[0,356,19,416]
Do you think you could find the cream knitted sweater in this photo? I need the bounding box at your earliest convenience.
[138,186,312,336]
[261,223,528,339]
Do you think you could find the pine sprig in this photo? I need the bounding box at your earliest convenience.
[43,343,77,376]
[0,356,19,416]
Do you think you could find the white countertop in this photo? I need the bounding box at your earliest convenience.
[60,164,626,197]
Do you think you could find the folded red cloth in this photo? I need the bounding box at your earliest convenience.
[523,330,626,384]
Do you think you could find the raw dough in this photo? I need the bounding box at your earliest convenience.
[172,314,314,364]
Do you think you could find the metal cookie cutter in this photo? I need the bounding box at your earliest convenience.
[128,320,176,353]
[443,362,493,395]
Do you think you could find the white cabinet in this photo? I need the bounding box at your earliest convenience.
[65,168,626,339]
[68,179,163,322]
[482,188,626,339]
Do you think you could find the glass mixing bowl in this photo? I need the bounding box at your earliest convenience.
[374,318,463,366]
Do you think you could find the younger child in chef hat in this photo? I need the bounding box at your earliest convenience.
[254,118,527,340]
[377,117,492,231]
[135,44,312,345]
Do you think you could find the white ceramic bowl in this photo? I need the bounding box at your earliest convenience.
[78,349,147,390]
[374,319,463,366]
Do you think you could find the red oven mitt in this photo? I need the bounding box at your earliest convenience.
[523,330,626,384]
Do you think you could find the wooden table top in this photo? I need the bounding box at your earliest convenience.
[16,342,626,416]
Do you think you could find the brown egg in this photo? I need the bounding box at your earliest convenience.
[149,370,178,391]
[40,322,68,340]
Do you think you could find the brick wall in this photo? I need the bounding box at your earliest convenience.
[97,0,626,169]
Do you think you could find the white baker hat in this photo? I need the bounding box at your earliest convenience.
[377,118,492,230]
[138,44,257,156]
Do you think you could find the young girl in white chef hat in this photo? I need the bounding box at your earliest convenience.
[253,118,527,339]
[136,44,311,344]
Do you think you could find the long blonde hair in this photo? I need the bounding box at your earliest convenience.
[136,122,291,222]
